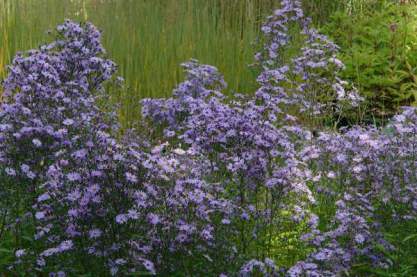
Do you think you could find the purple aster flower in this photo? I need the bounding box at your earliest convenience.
[35,211,45,220]
[63,118,75,126]
[73,149,88,159]
[221,218,231,225]
[15,249,26,258]
[41,247,58,257]
[37,193,50,202]
[147,213,160,225]
[141,259,155,275]
[355,234,365,244]
[88,228,102,239]
[5,167,16,176]
[115,258,126,265]
[32,138,42,147]
[125,172,137,183]
[58,240,73,252]
[115,214,128,224]
[67,172,81,182]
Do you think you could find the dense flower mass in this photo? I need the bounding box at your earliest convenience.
[0,20,238,276]
[1,0,417,276]
[255,0,362,128]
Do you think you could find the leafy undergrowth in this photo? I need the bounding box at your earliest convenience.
[352,219,417,276]
[322,0,417,125]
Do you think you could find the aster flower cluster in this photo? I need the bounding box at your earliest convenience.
[141,58,226,135]
[255,0,362,127]
[309,106,417,220]
[142,54,315,271]
[285,106,417,275]
[0,19,127,273]
[289,192,392,276]
[0,22,119,269]
[0,20,235,275]
[1,0,417,276]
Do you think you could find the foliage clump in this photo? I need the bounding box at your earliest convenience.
[322,0,417,124]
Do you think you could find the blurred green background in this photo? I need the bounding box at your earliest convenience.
[0,0,277,97]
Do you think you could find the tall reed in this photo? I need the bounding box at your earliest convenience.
[0,0,277,125]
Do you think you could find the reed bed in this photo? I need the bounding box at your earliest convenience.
[0,0,278,123]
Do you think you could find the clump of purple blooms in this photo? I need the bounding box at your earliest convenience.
[255,0,362,128]
[1,0,417,275]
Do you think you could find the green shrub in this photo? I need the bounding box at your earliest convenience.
[322,1,417,124]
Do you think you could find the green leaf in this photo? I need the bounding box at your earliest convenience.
[0,248,13,254]
[403,234,417,242]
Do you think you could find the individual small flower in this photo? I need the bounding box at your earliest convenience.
[73,149,88,159]
[5,167,16,176]
[32,138,42,147]
[127,209,139,220]
[67,172,81,182]
[91,170,103,177]
[327,171,336,179]
[201,226,214,241]
[37,257,46,267]
[63,118,75,126]
[52,272,66,277]
[115,214,128,224]
[68,209,78,217]
[141,259,156,275]
[15,249,26,258]
[26,171,36,180]
[115,258,127,265]
[67,190,81,201]
[241,212,249,220]
[221,218,231,225]
[41,247,58,257]
[147,213,160,225]
[173,148,186,155]
[60,159,69,166]
[164,129,176,137]
[88,228,102,239]
[20,164,30,173]
[35,211,45,220]
[125,172,137,183]
[352,165,364,174]
[37,193,50,202]
[58,240,73,252]
[313,250,331,261]
[355,234,365,244]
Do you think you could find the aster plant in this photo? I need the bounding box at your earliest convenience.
[1,0,417,276]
